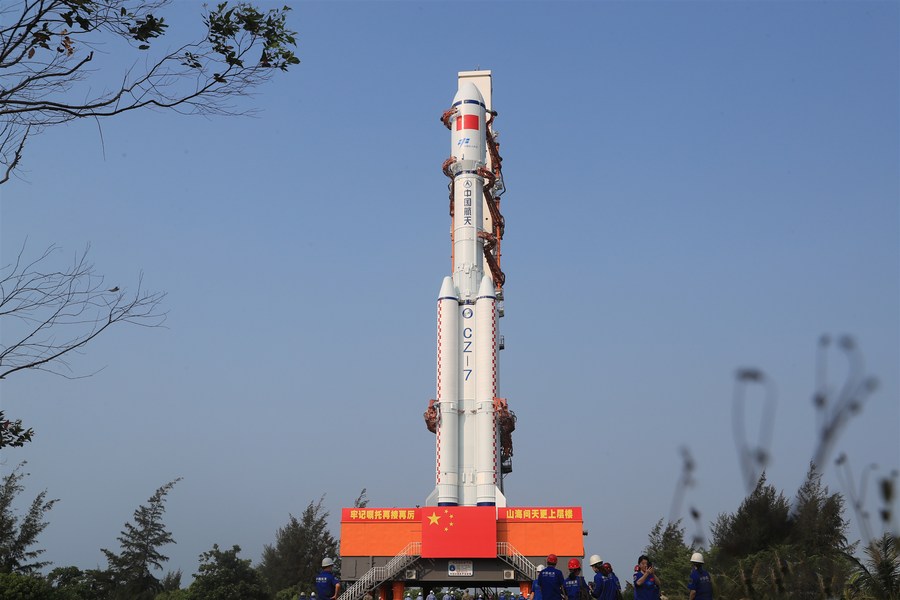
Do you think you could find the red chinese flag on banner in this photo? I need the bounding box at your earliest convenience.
[421,506,497,558]
[455,114,480,131]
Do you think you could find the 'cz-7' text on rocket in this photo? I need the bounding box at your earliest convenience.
[424,74,514,508]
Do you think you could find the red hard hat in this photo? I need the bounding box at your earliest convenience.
[568,558,581,570]
[547,554,558,565]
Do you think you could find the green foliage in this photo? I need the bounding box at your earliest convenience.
[642,518,693,599]
[205,3,300,72]
[0,0,300,182]
[0,412,34,448]
[686,467,857,599]
[846,533,900,600]
[47,566,99,599]
[711,472,791,563]
[161,569,183,591]
[789,463,851,554]
[155,590,191,600]
[275,587,301,600]
[101,478,181,599]
[0,462,58,574]
[0,572,68,599]
[703,545,853,600]
[258,497,338,595]
[186,544,268,600]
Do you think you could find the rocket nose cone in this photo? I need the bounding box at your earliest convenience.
[453,81,485,105]
[476,275,495,298]
[439,276,458,299]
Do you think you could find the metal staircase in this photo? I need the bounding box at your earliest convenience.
[497,542,539,579]
[338,540,536,600]
[337,542,422,600]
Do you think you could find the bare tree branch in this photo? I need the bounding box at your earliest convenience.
[0,242,166,380]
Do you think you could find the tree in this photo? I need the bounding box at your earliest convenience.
[847,533,900,600]
[0,415,32,448]
[0,572,68,600]
[101,478,181,599]
[0,462,58,574]
[47,566,96,599]
[789,463,850,554]
[258,497,338,595]
[0,0,299,183]
[711,472,791,562]
[643,518,693,600]
[0,243,166,448]
[187,544,268,600]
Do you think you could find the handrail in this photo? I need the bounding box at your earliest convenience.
[339,539,535,600]
[337,542,422,600]
[497,541,539,579]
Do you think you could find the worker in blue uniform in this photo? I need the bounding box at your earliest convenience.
[687,553,713,600]
[588,556,620,600]
[316,557,341,600]
[564,558,589,600]
[537,554,568,600]
[530,564,545,600]
[632,555,660,600]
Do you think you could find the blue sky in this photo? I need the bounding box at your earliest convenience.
[2,0,898,588]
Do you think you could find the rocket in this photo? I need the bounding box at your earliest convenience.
[425,77,513,508]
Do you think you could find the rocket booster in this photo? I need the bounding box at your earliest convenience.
[427,80,506,508]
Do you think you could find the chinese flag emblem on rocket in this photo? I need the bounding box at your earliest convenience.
[421,506,497,558]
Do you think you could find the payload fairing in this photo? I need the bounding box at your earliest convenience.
[425,75,513,508]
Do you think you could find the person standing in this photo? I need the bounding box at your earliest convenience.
[588,555,605,600]
[687,553,713,600]
[632,555,660,600]
[588,556,620,600]
[564,559,589,600]
[316,558,341,600]
[537,554,568,600]
[602,564,621,600]
[531,564,545,600]
[427,590,437,600]
[442,590,453,600]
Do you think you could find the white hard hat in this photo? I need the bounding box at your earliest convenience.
[690,552,704,564]
[322,557,335,568]
[536,564,545,571]
[589,554,603,567]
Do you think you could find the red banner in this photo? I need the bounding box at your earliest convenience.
[498,507,583,522]
[421,506,496,558]
[341,508,420,522]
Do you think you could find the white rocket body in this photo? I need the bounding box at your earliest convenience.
[428,81,505,507]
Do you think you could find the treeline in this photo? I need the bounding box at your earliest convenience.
[0,470,339,600]
[628,466,898,600]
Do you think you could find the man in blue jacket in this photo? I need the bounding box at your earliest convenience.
[537,554,568,600]
[316,557,341,600]
[687,553,713,600]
